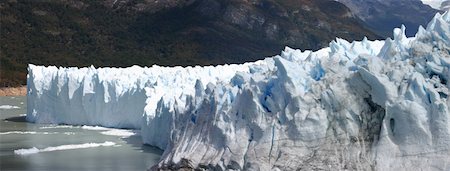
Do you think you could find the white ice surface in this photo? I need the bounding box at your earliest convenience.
[0,105,20,109]
[39,125,76,129]
[80,125,111,131]
[0,131,74,135]
[14,141,116,155]
[0,131,55,135]
[99,129,136,137]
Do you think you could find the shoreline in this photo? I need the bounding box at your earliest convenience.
[0,86,27,96]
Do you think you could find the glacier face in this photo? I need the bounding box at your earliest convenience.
[27,12,450,170]
[27,64,251,128]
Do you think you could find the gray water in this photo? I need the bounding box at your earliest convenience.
[0,96,162,171]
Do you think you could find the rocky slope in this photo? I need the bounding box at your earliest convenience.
[0,86,26,96]
[0,0,379,87]
[336,0,439,37]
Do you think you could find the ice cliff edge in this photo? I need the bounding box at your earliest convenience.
[27,12,450,170]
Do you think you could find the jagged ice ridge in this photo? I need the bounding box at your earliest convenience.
[27,12,450,170]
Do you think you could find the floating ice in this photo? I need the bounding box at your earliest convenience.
[39,125,76,129]
[80,125,111,131]
[14,141,116,155]
[100,129,137,137]
[81,125,136,137]
[0,131,60,135]
[0,105,20,109]
[0,131,40,135]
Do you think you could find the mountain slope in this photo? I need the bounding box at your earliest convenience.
[0,0,379,87]
[336,0,439,37]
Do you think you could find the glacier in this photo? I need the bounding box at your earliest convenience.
[27,12,450,170]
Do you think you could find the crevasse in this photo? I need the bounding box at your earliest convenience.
[27,11,450,170]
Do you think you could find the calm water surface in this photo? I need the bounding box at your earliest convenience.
[0,96,162,171]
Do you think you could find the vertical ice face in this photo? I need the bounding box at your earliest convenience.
[373,11,450,170]
[145,11,450,170]
[27,65,150,128]
[27,64,252,128]
[27,11,450,170]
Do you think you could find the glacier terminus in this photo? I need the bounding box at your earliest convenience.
[26,12,450,170]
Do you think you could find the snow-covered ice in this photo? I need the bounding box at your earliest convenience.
[27,11,450,170]
[14,141,116,155]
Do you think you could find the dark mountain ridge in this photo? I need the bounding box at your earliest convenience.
[336,0,440,37]
[0,0,379,86]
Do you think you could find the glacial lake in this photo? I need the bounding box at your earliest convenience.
[0,96,162,171]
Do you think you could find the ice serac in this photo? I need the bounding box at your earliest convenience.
[27,11,450,170]
[146,11,450,170]
[27,64,250,128]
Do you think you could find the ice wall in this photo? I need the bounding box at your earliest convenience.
[27,64,252,128]
[144,12,450,170]
[27,11,450,170]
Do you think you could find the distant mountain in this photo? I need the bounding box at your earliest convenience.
[0,0,379,87]
[336,0,440,37]
[421,0,450,10]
